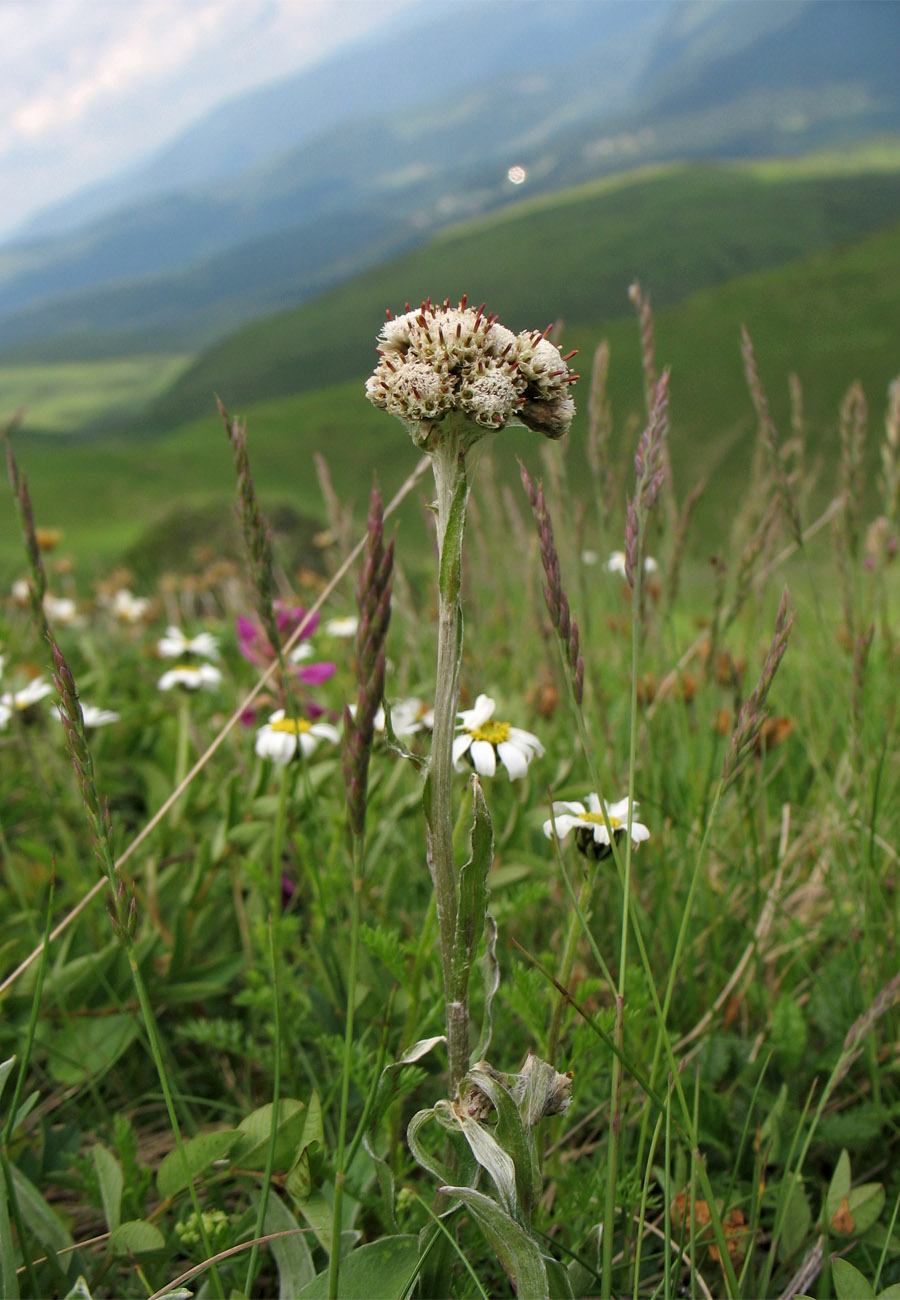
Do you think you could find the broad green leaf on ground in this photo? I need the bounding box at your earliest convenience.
[295,1234,419,1299]
[156,1129,242,1201]
[778,1172,812,1262]
[0,1175,19,1300]
[443,1186,553,1300]
[39,1014,140,1086]
[9,1162,73,1255]
[91,1143,123,1235]
[234,1097,309,1170]
[108,1220,166,1257]
[259,1189,316,1298]
[0,1056,15,1110]
[832,1256,875,1299]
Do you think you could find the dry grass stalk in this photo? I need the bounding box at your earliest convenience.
[586,340,612,528]
[722,589,794,792]
[740,325,803,547]
[880,375,900,522]
[342,486,393,837]
[520,462,584,705]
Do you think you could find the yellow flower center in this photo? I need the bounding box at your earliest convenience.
[469,719,511,745]
[270,717,312,735]
[582,811,622,829]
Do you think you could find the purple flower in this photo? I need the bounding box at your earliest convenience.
[236,601,336,723]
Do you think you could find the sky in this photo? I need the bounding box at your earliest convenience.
[0,0,417,242]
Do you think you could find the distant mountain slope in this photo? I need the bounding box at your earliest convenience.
[2,0,899,363]
[139,159,900,432]
[4,214,899,569]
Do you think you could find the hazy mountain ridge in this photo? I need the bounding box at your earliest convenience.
[2,0,898,362]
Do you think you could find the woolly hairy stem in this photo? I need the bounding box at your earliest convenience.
[426,439,469,1094]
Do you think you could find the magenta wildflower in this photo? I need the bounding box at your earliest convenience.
[236,600,336,690]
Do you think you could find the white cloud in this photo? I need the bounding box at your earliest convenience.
[0,0,416,237]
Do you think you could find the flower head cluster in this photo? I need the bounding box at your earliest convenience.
[453,693,543,780]
[156,625,222,692]
[543,793,650,861]
[366,296,577,445]
[1,678,54,728]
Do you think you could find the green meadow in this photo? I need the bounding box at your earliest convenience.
[0,354,190,436]
[2,149,900,1299]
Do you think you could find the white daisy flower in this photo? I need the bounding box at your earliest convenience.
[157,626,219,660]
[374,697,435,736]
[254,709,340,765]
[43,594,82,626]
[111,589,151,624]
[288,642,314,663]
[453,693,544,780]
[605,551,658,577]
[324,615,359,639]
[543,794,650,860]
[0,703,10,731]
[80,705,121,728]
[581,549,599,566]
[1,678,55,713]
[11,579,30,605]
[157,664,223,692]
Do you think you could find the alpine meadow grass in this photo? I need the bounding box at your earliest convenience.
[1,287,900,1300]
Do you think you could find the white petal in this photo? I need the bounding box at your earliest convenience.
[497,740,529,780]
[591,823,612,846]
[585,793,603,814]
[452,733,473,768]
[553,800,588,817]
[606,797,633,822]
[310,722,340,744]
[459,694,495,729]
[469,739,497,777]
[508,726,543,756]
[543,813,583,840]
[630,822,651,845]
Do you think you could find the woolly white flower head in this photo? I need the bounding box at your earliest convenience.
[367,296,577,447]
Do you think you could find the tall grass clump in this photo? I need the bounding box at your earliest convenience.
[1,285,900,1300]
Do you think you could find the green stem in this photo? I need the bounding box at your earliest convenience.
[601,533,644,1299]
[244,919,283,1295]
[328,829,365,1300]
[547,865,599,1064]
[272,765,290,919]
[128,950,225,1300]
[425,440,470,1095]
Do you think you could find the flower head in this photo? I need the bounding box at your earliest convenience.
[110,589,151,624]
[376,696,434,737]
[543,794,650,861]
[53,703,120,728]
[255,709,340,766]
[323,615,359,639]
[453,693,543,779]
[157,663,223,692]
[236,603,336,690]
[1,678,54,715]
[157,626,219,661]
[605,551,658,578]
[366,296,577,446]
[43,594,82,626]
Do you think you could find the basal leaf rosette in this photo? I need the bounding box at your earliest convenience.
[366,296,577,449]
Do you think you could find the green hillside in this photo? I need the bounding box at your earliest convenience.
[143,155,900,431]
[4,209,899,579]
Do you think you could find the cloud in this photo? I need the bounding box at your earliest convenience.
[0,0,415,236]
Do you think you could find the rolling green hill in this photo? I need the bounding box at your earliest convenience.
[4,217,899,580]
[141,155,900,432]
[3,155,900,578]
